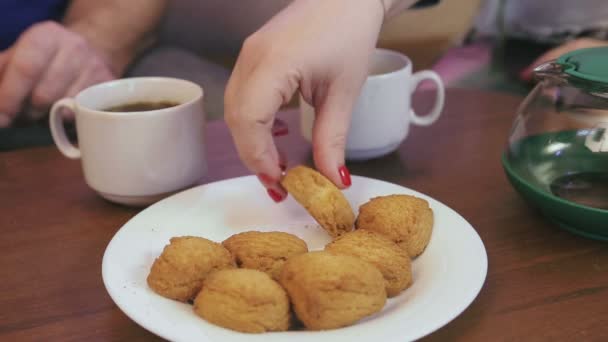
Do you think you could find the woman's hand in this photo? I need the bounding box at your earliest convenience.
[225,0,387,201]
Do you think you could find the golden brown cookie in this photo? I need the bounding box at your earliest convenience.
[355,194,433,257]
[279,251,386,330]
[223,231,308,280]
[325,230,412,297]
[147,236,234,302]
[281,166,355,238]
[193,269,290,333]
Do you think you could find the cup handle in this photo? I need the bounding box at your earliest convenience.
[49,98,81,159]
[409,70,445,126]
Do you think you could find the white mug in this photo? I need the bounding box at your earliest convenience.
[49,77,206,206]
[300,48,445,160]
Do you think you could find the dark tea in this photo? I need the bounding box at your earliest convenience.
[105,101,179,112]
[550,171,608,210]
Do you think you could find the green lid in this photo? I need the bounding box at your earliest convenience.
[557,47,608,84]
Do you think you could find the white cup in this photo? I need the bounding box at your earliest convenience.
[49,77,206,206]
[300,48,445,160]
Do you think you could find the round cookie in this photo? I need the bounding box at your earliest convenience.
[193,269,290,333]
[281,166,355,238]
[147,236,234,302]
[223,231,308,280]
[279,251,386,330]
[356,194,433,257]
[325,230,412,297]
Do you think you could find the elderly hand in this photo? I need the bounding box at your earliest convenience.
[0,21,116,127]
[225,0,386,201]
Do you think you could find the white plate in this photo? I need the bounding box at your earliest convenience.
[102,176,487,342]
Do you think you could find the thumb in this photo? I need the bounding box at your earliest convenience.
[311,85,356,189]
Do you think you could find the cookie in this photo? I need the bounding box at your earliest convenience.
[355,194,433,257]
[223,231,308,280]
[325,230,412,297]
[279,251,386,330]
[193,269,290,333]
[147,236,234,302]
[281,166,355,238]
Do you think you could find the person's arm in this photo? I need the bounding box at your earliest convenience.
[0,0,167,127]
[63,0,167,76]
[224,0,425,202]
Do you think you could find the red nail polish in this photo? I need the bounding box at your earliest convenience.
[279,163,287,171]
[258,173,276,185]
[267,188,285,202]
[271,118,289,137]
[338,165,351,187]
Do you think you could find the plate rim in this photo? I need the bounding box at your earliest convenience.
[102,175,488,342]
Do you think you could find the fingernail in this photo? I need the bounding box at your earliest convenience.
[271,118,289,137]
[338,165,351,187]
[258,173,276,185]
[0,113,10,128]
[267,188,285,202]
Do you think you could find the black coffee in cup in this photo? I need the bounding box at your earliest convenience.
[105,101,180,112]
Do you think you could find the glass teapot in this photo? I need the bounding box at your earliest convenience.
[504,47,608,238]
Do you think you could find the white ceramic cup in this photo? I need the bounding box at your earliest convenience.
[49,77,206,206]
[300,48,445,160]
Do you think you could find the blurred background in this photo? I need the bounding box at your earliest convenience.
[379,0,481,70]
[143,0,483,120]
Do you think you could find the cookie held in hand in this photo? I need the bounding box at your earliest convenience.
[281,166,355,238]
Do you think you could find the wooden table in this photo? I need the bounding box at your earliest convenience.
[1,89,607,341]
